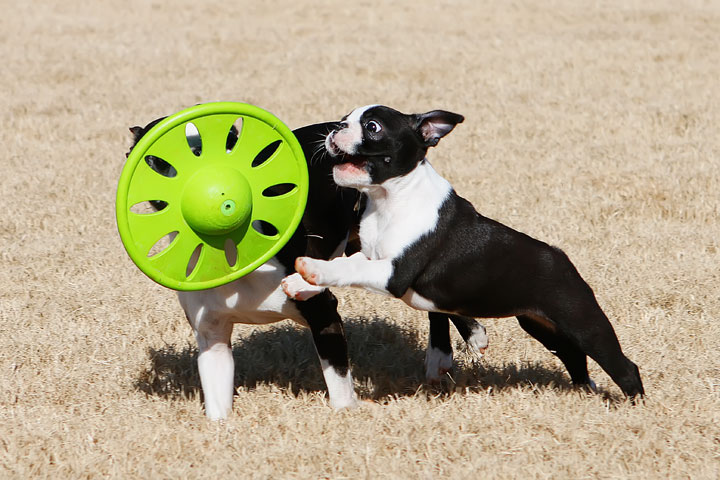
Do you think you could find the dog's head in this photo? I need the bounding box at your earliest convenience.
[325,105,464,189]
[126,117,167,158]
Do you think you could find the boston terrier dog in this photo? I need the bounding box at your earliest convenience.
[293,105,644,399]
[126,115,488,419]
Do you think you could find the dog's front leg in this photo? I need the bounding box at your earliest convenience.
[184,308,235,420]
[295,253,394,296]
[293,289,358,409]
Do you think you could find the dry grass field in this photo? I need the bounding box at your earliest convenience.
[2,0,719,478]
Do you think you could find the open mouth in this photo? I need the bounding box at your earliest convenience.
[326,135,373,185]
[336,153,366,168]
[327,136,368,170]
[333,154,368,177]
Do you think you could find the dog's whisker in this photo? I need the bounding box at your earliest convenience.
[310,144,328,166]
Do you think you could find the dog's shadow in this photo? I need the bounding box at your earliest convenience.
[135,317,618,403]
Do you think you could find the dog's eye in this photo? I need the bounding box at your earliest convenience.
[365,120,382,134]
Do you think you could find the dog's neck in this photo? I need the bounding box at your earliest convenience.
[358,158,452,260]
[362,158,452,205]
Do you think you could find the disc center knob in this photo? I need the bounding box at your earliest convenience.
[181,166,252,235]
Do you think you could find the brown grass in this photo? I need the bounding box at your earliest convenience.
[2,0,719,478]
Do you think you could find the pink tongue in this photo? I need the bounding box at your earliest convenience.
[336,162,364,175]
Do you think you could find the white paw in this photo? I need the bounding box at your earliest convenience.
[424,346,453,383]
[295,257,325,286]
[321,359,358,410]
[330,397,359,410]
[203,396,232,420]
[466,324,489,357]
[281,272,325,301]
[205,406,230,421]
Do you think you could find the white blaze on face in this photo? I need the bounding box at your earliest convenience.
[326,104,378,155]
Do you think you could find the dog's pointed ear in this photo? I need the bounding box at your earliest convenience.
[413,110,464,147]
[129,126,143,139]
[127,126,144,158]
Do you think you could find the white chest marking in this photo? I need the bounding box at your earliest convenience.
[359,160,452,261]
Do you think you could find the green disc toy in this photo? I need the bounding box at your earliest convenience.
[116,102,309,291]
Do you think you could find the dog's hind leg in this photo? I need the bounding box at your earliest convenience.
[185,309,235,420]
[538,296,644,398]
[294,289,357,409]
[524,248,644,398]
[516,314,595,390]
[426,314,488,382]
[449,315,488,356]
[561,308,643,398]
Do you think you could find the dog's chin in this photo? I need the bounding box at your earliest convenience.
[332,156,371,188]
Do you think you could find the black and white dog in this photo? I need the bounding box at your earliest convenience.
[293,105,645,399]
[127,115,488,419]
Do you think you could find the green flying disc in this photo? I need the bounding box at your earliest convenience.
[116,102,308,291]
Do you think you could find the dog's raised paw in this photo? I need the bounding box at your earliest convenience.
[295,257,320,285]
[281,273,324,301]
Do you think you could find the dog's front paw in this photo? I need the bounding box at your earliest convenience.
[281,272,324,301]
[295,257,326,286]
[424,347,453,384]
[330,397,360,411]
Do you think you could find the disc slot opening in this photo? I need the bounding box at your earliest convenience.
[252,140,282,167]
[224,238,238,267]
[252,220,278,237]
[186,243,203,278]
[145,155,177,178]
[130,200,168,214]
[226,117,244,153]
[262,183,297,197]
[147,231,178,257]
[185,123,202,156]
